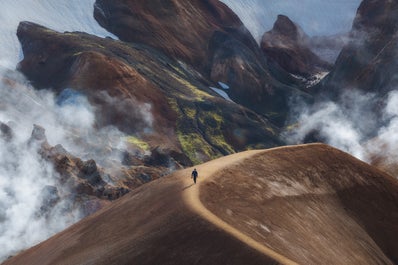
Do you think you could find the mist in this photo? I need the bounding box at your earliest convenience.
[222,0,361,40]
[0,0,115,68]
[0,68,140,261]
[285,89,398,175]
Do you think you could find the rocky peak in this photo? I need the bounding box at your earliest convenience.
[321,0,398,96]
[353,0,398,37]
[94,0,249,71]
[28,124,49,148]
[93,0,296,119]
[272,14,302,41]
[0,122,13,141]
[261,14,331,80]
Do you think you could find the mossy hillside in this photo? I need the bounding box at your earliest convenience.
[124,136,150,151]
[170,97,236,164]
[198,110,235,155]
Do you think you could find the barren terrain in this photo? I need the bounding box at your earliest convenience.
[3,144,398,265]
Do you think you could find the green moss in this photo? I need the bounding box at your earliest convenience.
[170,95,234,164]
[211,134,235,154]
[199,111,235,154]
[169,72,210,101]
[124,136,150,151]
[177,132,215,164]
[171,64,187,77]
[184,106,196,119]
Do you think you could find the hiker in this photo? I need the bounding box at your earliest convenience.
[191,168,198,184]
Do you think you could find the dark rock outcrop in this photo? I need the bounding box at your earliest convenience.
[93,0,310,126]
[0,122,13,140]
[261,15,331,82]
[16,21,283,166]
[320,0,398,97]
[94,0,250,71]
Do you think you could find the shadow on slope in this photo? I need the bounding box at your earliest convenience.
[3,169,278,265]
[202,144,398,264]
[4,144,397,265]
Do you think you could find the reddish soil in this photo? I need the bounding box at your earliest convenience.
[201,144,398,264]
[3,144,397,265]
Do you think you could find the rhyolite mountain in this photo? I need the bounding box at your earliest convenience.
[93,0,311,125]
[4,0,398,263]
[14,0,398,218]
[16,0,298,213]
[16,0,319,181]
[320,0,398,97]
[17,21,283,161]
[261,15,332,89]
[309,0,398,164]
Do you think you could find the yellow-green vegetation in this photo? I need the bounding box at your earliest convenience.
[169,93,234,164]
[124,136,150,151]
[184,106,196,119]
[284,123,299,131]
[169,71,210,101]
[171,64,186,77]
[199,111,235,154]
[168,98,179,113]
[177,132,216,165]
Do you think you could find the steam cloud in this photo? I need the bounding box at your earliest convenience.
[285,89,398,176]
[0,69,145,261]
[0,0,116,68]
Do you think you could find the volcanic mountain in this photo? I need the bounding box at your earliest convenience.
[261,15,331,87]
[4,144,397,265]
[5,0,398,263]
[321,0,398,97]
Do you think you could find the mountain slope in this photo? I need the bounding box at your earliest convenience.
[201,144,398,264]
[321,0,398,97]
[4,144,397,265]
[93,0,310,126]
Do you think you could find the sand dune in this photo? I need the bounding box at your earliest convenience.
[3,144,398,265]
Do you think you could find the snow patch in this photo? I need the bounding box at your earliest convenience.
[291,71,329,88]
[218,81,230,90]
[210,87,234,102]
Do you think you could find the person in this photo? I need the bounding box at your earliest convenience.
[191,168,198,184]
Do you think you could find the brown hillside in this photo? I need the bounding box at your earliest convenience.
[3,144,398,265]
[201,144,398,264]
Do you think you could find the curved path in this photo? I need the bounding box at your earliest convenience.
[178,149,299,265]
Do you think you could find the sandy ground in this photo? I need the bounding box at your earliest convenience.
[179,149,298,265]
[3,143,397,265]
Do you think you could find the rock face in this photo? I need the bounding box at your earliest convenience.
[261,15,331,81]
[94,0,310,126]
[16,21,282,167]
[321,0,398,96]
[94,0,253,71]
[28,125,130,215]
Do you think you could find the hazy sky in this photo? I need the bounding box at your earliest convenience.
[222,0,362,40]
[0,0,362,68]
[0,0,113,68]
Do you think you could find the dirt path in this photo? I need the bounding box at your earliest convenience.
[178,149,299,265]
